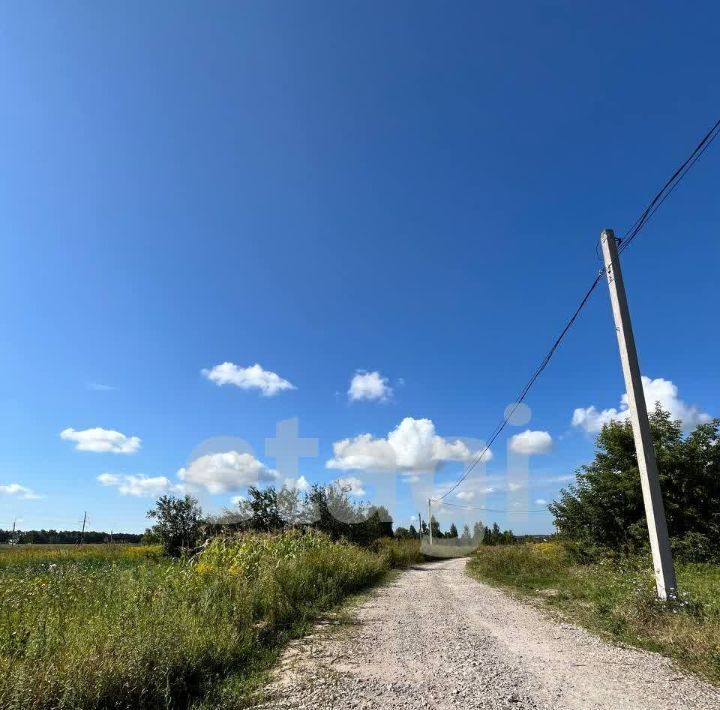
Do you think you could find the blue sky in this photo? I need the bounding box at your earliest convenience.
[1,1,718,534]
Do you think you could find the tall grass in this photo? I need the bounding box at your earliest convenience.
[467,542,720,684]
[0,543,161,569]
[0,532,415,709]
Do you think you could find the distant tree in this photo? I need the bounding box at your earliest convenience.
[420,521,429,536]
[305,483,390,546]
[448,523,459,539]
[277,486,305,527]
[238,486,285,531]
[461,524,472,543]
[147,495,202,557]
[472,522,484,542]
[141,528,160,545]
[408,524,418,538]
[480,522,515,546]
[430,515,443,539]
[394,526,411,539]
[550,407,720,560]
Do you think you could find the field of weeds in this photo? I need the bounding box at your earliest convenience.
[0,533,422,709]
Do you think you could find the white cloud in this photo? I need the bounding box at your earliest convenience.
[327,417,492,472]
[535,498,548,506]
[231,495,246,507]
[202,362,295,396]
[283,475,311,492]
[177,451,279,494]
[509,430,553,455]
[335,476,366,497]
[348,371,392,402]
[60,427,141,454]
[97,473,179,497]
[572,376,711,433]
[88,382,117,392]
[0,483,41,500]
[456,490,476,501]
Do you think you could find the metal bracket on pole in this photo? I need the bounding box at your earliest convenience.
[601,229,677,600]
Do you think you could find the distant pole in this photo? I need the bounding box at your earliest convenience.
[417,512,422,540]
[601,229,677,601]
[11,519,16,545]
[80,512,87,545]
[427,499,433,546]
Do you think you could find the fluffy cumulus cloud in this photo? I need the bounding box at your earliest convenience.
[177,451,280,494]
[326,417,492,472]
[572,376,711,433]
[508,430,553,455]
[202,362,295,396]
[284,475,311,492]
[60,427,141,454]
[97,473,180,497]
[0,483,41,500]
[348,371,392,402]
[335,476,366,496]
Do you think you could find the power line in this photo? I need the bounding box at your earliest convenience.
[619,117,720,254]
[436,270,604,501]
[439,500,547,514]
[435,115,720,502]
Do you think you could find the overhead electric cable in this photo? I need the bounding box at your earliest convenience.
[435,116,720,502]
[439,500,547,513]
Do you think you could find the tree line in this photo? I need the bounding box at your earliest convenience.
[0,529,143,545]
[393,519,516,545]
[146,479,520,557]
[147,481,394,557]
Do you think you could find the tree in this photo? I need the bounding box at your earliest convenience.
[480,522,515,546]
[430,515,443,539]
[305,483,391,546]
[238,486,285,531]
[147,495,202,557]
[394,526,411,539]
[461,524,471,543]
[408,524,418,539]
[448,523,459,539]
[550,407,720,559]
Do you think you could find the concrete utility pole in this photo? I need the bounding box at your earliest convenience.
[601,229,677,601]
[427,499,433,546]
[80,512,87,545]
[417,512,423,540]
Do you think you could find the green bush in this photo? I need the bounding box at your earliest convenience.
[550,408,720,554]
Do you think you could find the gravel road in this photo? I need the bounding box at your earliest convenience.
[253,558,720,709]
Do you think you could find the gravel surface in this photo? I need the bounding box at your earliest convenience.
[252,558,720,709]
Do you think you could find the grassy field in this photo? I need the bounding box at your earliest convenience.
[0,534,423,709]
[467,542,720,684]
[0,543,162,568]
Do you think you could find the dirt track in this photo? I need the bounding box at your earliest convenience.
[253,558,720,709]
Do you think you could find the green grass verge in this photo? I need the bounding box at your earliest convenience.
[467,542,720,684]
[0,533,424,709]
